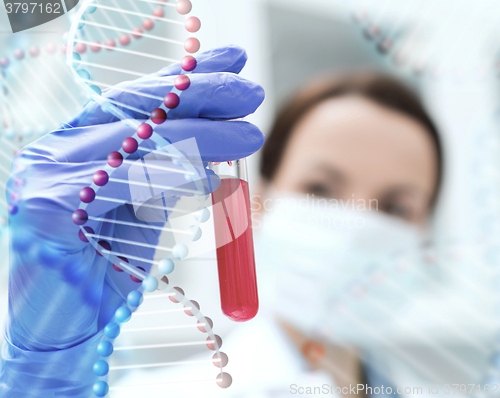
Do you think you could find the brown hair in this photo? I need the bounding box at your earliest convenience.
[260,72,443,205]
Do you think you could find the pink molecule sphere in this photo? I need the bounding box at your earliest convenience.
[169,287,185,303]
[206,335,222,351]
[181,55,197,71]
[217,373,232,389]
[74,43,87,54]
[142,19,154,31]
[13,49,25,60]
[163,93,180,109]
[184,37,200,54]
[107,151,123,168]
[113,256,128,272]
[130,266,146,283]
[176,0,192,15]
[213,352,228,368]
[151,108,167,124]
[0,57,10,68]
[90,41,101,52]
[119,34,131,46]
[137,123,153,139]
[184,300,200,316]
[152,7,164,17]
[197,317,213,333]
[79,187,96,203]
[29,46,40,57]
[72,209,88,225]
[14,178,24,187]
[45,43,57,54]
[10,191,20,202]
[122,137,139,153]
[78,226,95,243]
[104,39,116,50]
[131,27,143,39]
[96,240,111,257]
[174,74,190,90]
[61,44,67,54]
[93,170,109,186]
[185,17,201,33]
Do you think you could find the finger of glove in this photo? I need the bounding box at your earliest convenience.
[10,142,220,249]
[26,118,264,163]
[63,72,264,128]
[154,45,248,77]
[68,45,250,128]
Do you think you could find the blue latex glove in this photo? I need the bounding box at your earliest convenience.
[0,45,265,397]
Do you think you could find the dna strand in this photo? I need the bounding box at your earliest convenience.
[0,41,88,260]
[91,277,231,397]
[345,0,498,80]
[0,40,88,217]
[0,0,186,216]
[64,0,232,395]
[0,43,86,145]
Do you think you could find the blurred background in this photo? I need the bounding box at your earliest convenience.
[1,0,500,396]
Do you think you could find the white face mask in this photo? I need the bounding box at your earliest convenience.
[255,191,427,346]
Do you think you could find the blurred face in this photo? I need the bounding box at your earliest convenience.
[272,95,439,225]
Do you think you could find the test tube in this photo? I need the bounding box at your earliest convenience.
[209,159,259,322]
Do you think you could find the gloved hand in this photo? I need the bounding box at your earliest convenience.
[0,45,265,397]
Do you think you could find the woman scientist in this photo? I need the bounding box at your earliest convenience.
[116,61,443,396]
[0,46,442,397]
[251,71,443,396]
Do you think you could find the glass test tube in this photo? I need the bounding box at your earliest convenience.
[209,159,259,322]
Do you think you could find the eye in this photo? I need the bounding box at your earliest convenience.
[302,182,334,198]
[382,202,413,220]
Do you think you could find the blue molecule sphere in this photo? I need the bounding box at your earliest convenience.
[195,208,210,223]
[85,3,97,13]
[172,243,188,260]
[4,128,15,139]
[93,360,109,376]
[71,52,81,67]
[100,101,113,114]
[77,69,91,81]
[97,341,113,357]
[127,290,143,307]
[158,258,175,275]
[115,306,132,323]
[189,225,202,241]
[93,381,109,397]
[142,276,159,292]
[104,322,120,339]
[77,15,86,29]
[89,85,101,96]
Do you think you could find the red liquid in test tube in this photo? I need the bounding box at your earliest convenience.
[210,160,259,322]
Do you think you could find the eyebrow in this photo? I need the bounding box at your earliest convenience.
[307,163,347,185]
[379,185,429,201]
